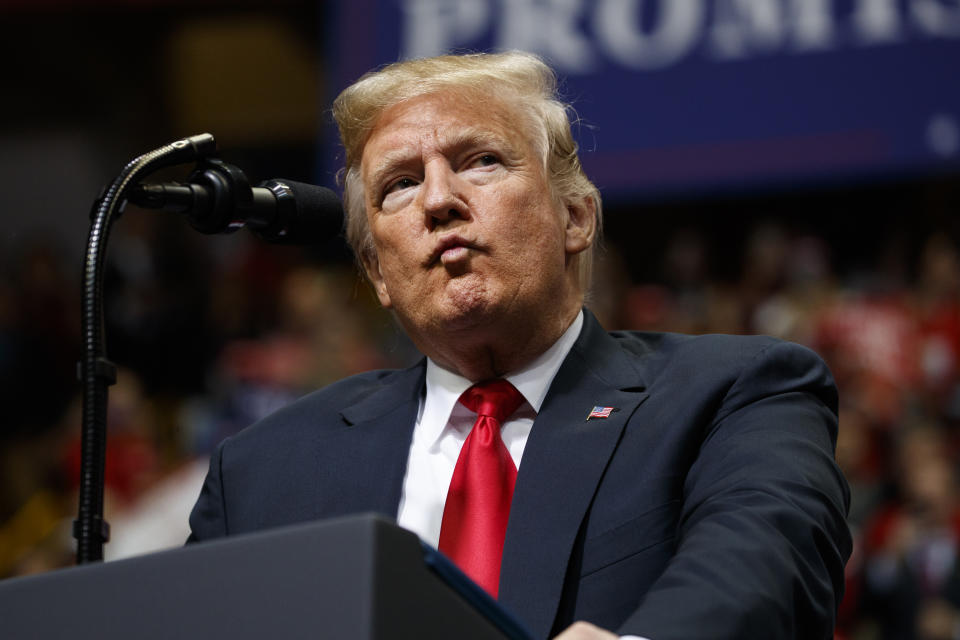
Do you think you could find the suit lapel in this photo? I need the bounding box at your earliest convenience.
[330,361,426,517]
[498,312,650,638]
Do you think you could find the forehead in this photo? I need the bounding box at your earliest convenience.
[360,90,533,173]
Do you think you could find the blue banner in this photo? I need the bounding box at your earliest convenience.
[325,0,960,198]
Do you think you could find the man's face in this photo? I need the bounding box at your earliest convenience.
[359,90,590,354]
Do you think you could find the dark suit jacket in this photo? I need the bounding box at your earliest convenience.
[189,310,851,639]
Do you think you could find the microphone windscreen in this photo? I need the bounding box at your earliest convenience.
[257,179,344,245]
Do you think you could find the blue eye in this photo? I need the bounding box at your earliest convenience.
[475,154,499,167]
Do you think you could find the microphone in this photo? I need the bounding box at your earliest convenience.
[127,158,344,245]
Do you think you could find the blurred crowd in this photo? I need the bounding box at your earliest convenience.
[3,207,960,639]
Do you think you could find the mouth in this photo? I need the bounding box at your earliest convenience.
[428,234,477,266]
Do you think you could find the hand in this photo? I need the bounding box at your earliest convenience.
[554,621,619,639]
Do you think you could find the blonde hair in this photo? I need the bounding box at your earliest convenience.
[332,51,602,288]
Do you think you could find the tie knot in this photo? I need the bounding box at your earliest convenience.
[459,379,524,423]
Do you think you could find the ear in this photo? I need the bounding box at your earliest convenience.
[360,249,393,309]
[564,195,596,256]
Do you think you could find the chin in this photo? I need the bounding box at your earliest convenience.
[434,301,494,333]
[402,277,514,335]
[439,276,495,318]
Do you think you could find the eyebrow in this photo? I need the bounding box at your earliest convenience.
[367,148,417,196]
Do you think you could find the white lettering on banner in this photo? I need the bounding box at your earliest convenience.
[498,0,597,72]
[401,0,491,60]
[594,0,704,70]
[851,0,903,43]
[709,0,838,58]
[397,0,960,73]
[912,0,960,37]
[927,114,960,157]
[789,0,836,51]
[710,0,785,59]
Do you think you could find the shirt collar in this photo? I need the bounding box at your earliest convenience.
[419,310,584,445]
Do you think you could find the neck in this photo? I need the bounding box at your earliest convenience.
[416,301,582,382]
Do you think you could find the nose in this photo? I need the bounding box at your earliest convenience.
[421,160,469,230]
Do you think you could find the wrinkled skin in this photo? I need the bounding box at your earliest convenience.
[360,90,595,381]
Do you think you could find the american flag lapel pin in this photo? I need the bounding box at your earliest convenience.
[586,405,616,421]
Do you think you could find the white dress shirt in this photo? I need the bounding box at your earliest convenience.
[397,311,583,547]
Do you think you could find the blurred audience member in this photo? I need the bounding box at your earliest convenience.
[860,427,960,640]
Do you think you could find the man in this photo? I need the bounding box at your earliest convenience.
[189,52,851,639]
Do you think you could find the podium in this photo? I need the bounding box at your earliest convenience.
[0,514,530,639]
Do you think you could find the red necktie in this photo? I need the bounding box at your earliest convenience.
[438,379,524,598]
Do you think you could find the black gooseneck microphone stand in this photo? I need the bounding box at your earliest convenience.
[75,133,218,563]
[74,132,344,563]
